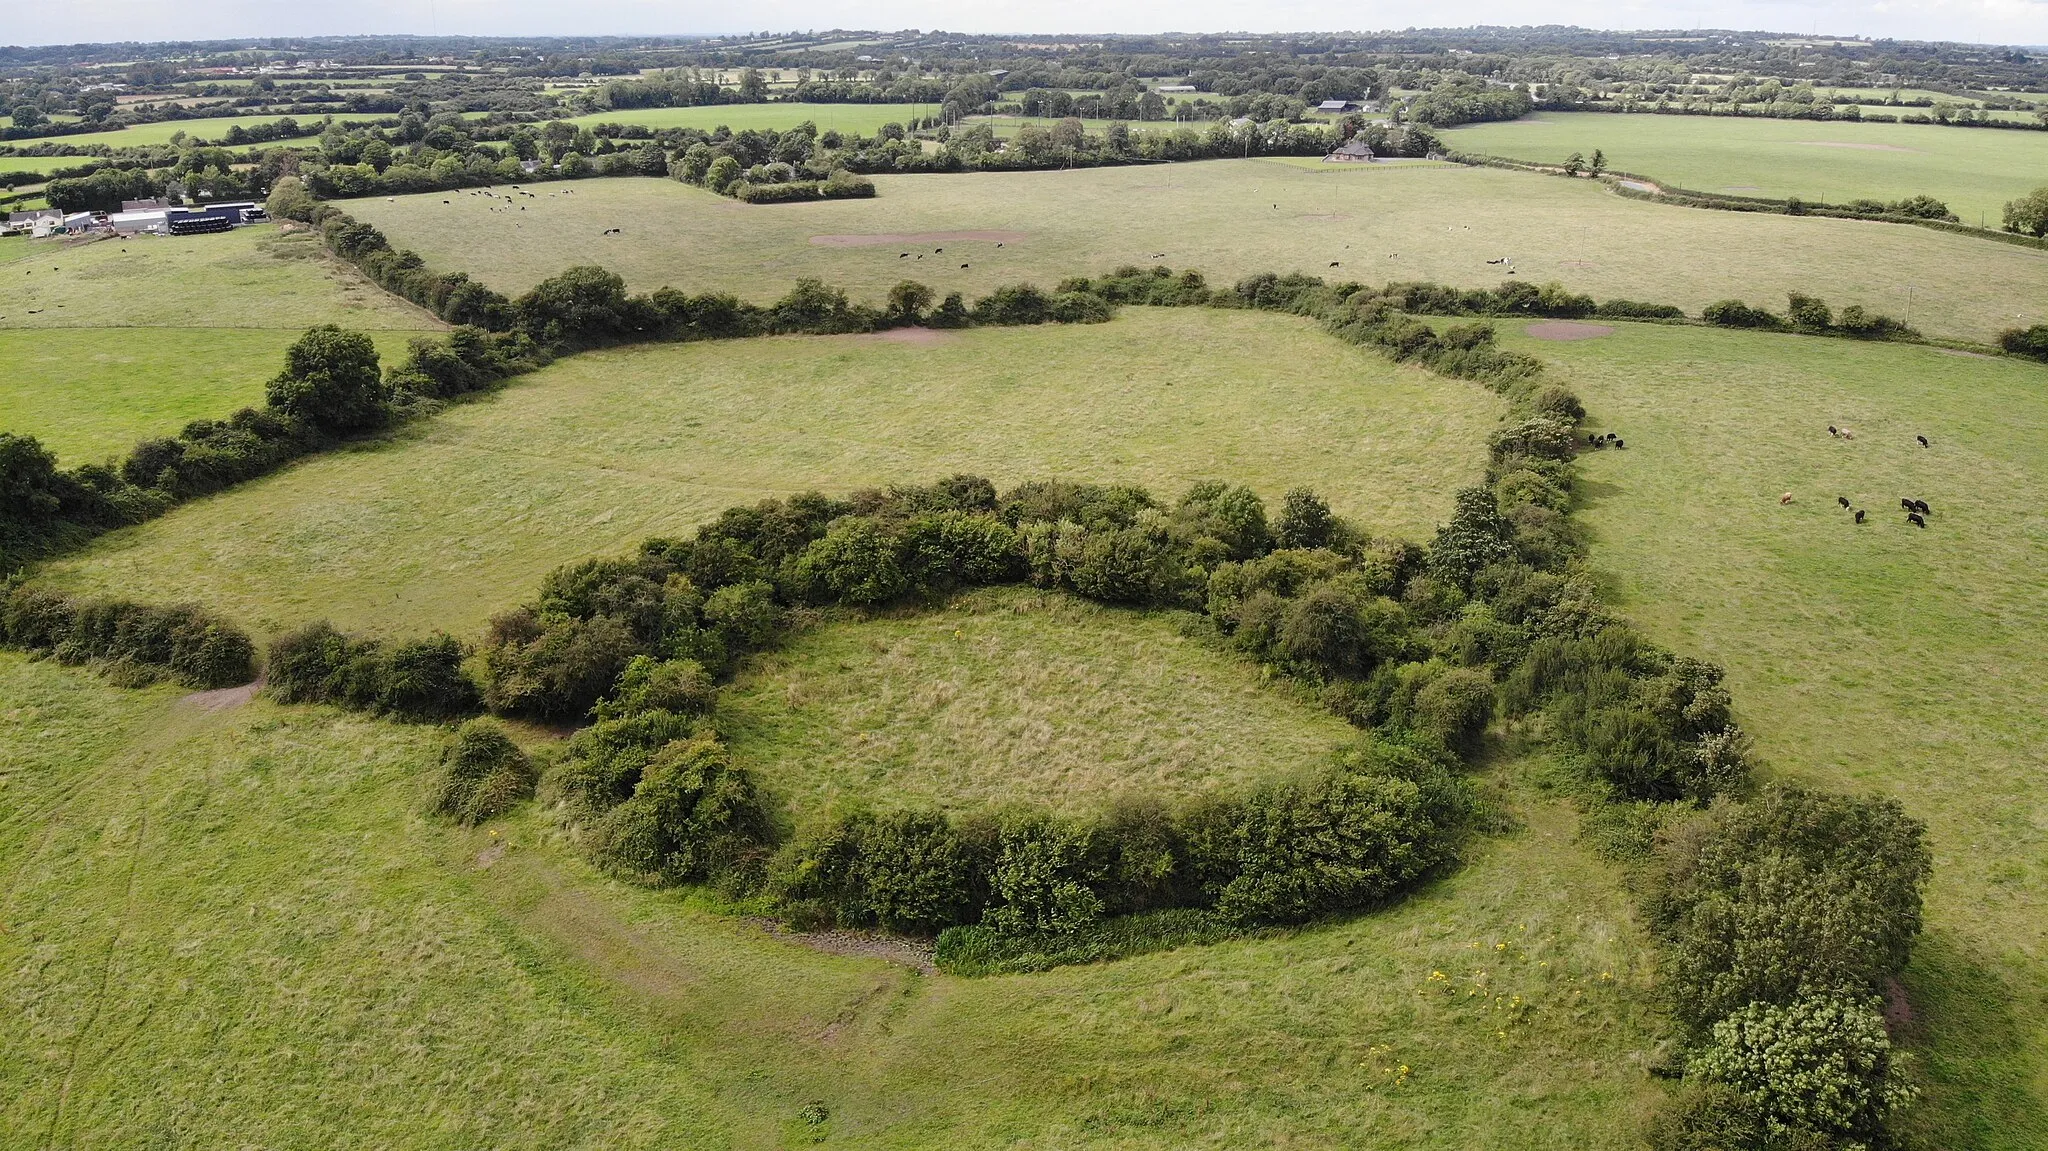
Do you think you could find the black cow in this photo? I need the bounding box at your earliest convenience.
[1838,496,1851,508]
[1828,425,1839,436]
[1900,498,1914,511]
[1917,435,1930,447]
[1914,499,1931,515]
[1854,509,1866,524]
[1908,512,1926,528]
[1614,439,1625,448]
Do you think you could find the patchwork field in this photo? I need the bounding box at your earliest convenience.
[0,652,1666,1149]
[340,164,2048,343]
[36,307,1503,639]
[1,112,327,151]
[1442,111,2048,228]
[722,586,1359,818]
[1496,320,2048,1148]
[0,224,439,461]
[572,102,932,135]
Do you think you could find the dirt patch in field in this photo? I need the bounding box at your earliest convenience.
[1525,321,1616,342]
[179,676,262,712]
[852,327,957,346]
[810,230,1028,248]
[1796,141,1921,153]
[752,918,937,975]
[1617,178,1662,193]
[1882,977,1916,1034]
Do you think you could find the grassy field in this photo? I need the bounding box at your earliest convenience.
[1,113,326,151]
[1495,320,2048,1149]
[0,328,426,463]
[0,649,1668,1148]
[338,165,2048,343]
[1441,111,2048,228]
[572,102,932,135]
[0,224,440,331]
[722,586,1360,818]
[35,307,1502,640]
[0,224,439,462]
[0,156,83,177]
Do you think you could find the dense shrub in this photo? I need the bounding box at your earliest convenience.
[478,609,637,720]
[434,718,538,824]
[1207,758,1465,924]
[1650,786,1931,1030]
[2,587,253,688]
[1689,993,1914,1142]
[773,808,980,933]
[265,621,476,719]
[1999,323,2048,362]
[586,734,769,885]
[1703,300,1786,330]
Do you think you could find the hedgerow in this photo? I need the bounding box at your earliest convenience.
[0,585,253,688]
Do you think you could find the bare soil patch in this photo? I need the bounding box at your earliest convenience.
[809,230,1028,248]
[179,676,262,712]
[1525,321,1616,342]
[1796,141,1920,153]
[851,327,957,346]
[751,918,937,975]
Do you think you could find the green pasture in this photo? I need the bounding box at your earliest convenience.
[722,586,1359,817]
[0,652,1664,1148]
[1,112,324,151]
[0,224,440,332]
[0,156,86,177]
[570,102,932,135]
[339,164,2048,343]
[0,328,425,463]
[1441,111,2048,228]
[1496,320,2048,1148]
[37,307,1501,639]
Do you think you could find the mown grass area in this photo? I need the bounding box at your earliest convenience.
[0,155,79,176]
[570,102,932,135]
[36,307,1502,640]
[1442,111,2048,228]
[1496,320,2048,1149]
[339,164,2048,343]
[0,651,1668,1148]
[1,112,326,151]
[721,586,1360,818]
[0,223,441,331]
[0,327,425,463]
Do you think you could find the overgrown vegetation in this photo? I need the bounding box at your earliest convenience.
[0,584,253,688]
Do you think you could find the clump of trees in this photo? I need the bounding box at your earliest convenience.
[2002,185,2048,237]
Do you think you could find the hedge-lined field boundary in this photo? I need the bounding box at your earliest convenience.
[0,222,1953,1150]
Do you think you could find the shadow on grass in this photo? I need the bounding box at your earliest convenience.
[1898,930,2047,1151]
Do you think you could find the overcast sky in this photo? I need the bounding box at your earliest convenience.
[23,0,2048,50]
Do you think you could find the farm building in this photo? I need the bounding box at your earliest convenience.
[1324,137,1376,162]
[4,208,62,237]
[1316,99,1366,113]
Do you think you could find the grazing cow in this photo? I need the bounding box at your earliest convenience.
[935,247,943,253]
[900,252,909,258]
[1838,496,1851,508]
[1914,499,1931,515]
[1780,492,1795,505]
[997,243,1004,248]
[1917,435,1930,447]
[1330,261,1341,268]
[1900,498,1914,511]
[442,200,450,204]
[1828,425,1839,437]
[1908,512,1926,527]
[1841,429,1855,440]
[960,263,969,269]
[1855,509,1866,523]
[1614,439,1625,448]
